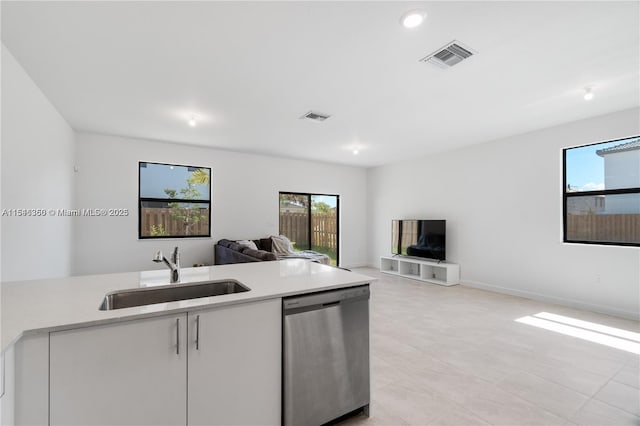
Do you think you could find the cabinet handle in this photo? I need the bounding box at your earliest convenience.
[176,318,180,355]
[195,315,200,350]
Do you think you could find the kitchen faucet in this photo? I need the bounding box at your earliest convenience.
[153,246,180,283]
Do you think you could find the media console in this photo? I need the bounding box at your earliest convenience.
[380,256,460,286]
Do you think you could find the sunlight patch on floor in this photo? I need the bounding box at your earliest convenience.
[534,312,640,342]
[515,312,640,355]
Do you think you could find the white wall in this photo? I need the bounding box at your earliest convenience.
[73,132,368,275]
[1,45,75,282]
[368,108,640,319]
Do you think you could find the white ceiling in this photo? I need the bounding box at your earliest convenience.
[2,1,639,167]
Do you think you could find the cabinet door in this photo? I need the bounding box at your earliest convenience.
[50,314,188,426]
[188,299,281,426]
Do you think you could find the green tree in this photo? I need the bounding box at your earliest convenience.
[164,169,209,236]
[150,224,168,237]
[188,168,210,185]
[311,200,332,214]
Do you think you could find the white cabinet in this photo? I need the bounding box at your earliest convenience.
[50,314,188,426]
[0,334,49,426]
[380,256,460,286]
[49,298,282,426]
[188,299,281,425]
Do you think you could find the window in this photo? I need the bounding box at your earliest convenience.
[563,136,640,246]
[279,192,339,266]
[139,162,211,239]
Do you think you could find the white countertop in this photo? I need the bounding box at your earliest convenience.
[1,260,374,352]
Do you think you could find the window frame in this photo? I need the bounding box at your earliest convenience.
[562,136,640,247]
[138,161,212,240]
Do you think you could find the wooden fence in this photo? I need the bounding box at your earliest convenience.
[567,214,640,243]
[141,208,210,237]
[279,212,337,249]
[312,213,338,249]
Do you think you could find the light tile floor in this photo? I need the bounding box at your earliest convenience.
[342,268,640,426]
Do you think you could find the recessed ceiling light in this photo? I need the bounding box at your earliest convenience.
[401,10,427,29]
[188,115,198,127]
[353,148,360,155]
[584,87,594,101]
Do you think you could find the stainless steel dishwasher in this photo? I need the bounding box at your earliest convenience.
[283,284,370,426]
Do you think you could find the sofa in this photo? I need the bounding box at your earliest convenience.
[214,238,278,265]
[215,236,331,265]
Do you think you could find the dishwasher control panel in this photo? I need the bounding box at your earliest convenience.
[283,284,370,312]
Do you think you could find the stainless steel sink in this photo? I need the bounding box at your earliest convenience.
[99,279,250,310]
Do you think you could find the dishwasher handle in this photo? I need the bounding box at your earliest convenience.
[283,284,369,315]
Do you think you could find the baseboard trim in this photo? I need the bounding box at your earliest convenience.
[341,263,370,270]
[462,279,639,321]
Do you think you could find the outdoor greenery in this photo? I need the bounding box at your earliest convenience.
[163,168,209,236]
[311,245,337,266]
[150,224,168,237]
[189,168,210,185]
[312,200,332,213]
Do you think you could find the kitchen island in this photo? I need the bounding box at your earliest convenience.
[1,260,373,425]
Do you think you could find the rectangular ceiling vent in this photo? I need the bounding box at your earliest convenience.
[300,111,331,122]
[420,41,476,68]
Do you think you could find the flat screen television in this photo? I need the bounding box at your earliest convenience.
[392,219,446,261]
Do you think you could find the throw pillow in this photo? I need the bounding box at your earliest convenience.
[237,240,259,251]
[259,238,273,252]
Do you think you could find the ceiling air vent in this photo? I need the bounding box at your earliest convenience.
[300,111,331,122]
[420,40,476,68]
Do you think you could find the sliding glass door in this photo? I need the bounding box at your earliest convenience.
[279,192,339,266]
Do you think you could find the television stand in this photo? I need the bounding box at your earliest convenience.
[380,256,460,286]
